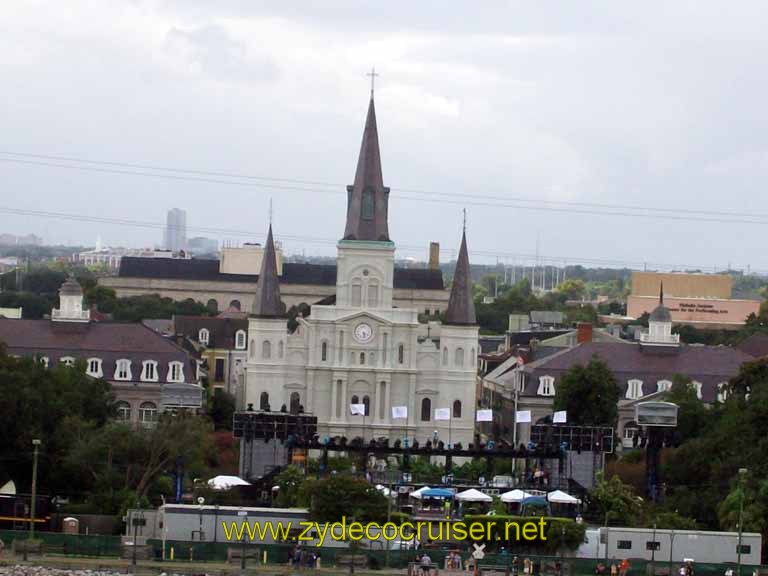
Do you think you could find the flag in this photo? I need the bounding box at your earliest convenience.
[434,408,450,421]
[476,409,493,422]
[391,406,408,419]
[515,410,532,423]
[350,403,366,416]
[553,410,567,424]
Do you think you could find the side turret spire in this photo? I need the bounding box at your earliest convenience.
[251,224,284,318]
[445,226,476,326]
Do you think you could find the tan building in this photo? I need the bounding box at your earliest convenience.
[627,271,760,328]
[100,252,449,315]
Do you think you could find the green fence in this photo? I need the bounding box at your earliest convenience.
[0,529,122,557]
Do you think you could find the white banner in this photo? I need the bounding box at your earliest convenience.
[476,409,493,422]
[553,410,567,424]
[434,408,451,421]
[350,403,366,416]
[391,406,408,419]
[515,410,532,423]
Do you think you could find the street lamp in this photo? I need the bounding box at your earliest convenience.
[29,439,41,541]
[197,496,206,541]
[737,468,748,576]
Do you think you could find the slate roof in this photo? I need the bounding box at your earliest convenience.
[737,333,768,358]
[118,257,444,290]
[173,315,248,349]
[521,341,753,403]
[445,229,476,325]
[251,224,284,318]
[0,318,195,384]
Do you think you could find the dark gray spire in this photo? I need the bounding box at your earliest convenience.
[445,229,476,326]
[343,95,391,242]
[251,224,284,318]
[649,281,671,322]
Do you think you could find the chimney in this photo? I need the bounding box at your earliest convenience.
[576,322,593,344]
[429,242,440,271]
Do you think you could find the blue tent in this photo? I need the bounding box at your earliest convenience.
[421,488,454,499]
[522,496,547,506]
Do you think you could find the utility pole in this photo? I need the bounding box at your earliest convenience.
[737,467,748,576]
[30,439,41,541]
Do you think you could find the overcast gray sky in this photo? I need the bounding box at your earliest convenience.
[2,1,767,271]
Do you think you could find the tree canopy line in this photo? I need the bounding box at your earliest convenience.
[0,344,237,516]
[551,353,768,552]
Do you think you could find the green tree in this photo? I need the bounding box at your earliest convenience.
[590,473,643,526]
[554,355,619,427]
[557,278,586,300]
[209,389,236,431]
[665,374,711,442]
[302,474,387,523]
[273,465,306,508]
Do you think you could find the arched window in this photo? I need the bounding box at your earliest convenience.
[260,391,270,411]
[455,347,465,368]
[206,299,218,313]
[116,401,131,422]
[139,402,158,426]
[363,395,370,416]
[398,344,405,365]
[379,381,386,418]
[336,380,342,417]
[717,382,729,403]
[626,379,644,400]
[442,347,448,366]
[167,361,184,382]
[141,360,158,382]
[351,395,359,407]
[368,281,379,307]
[360,352,366,365]
[198,328,210,345]
[278,341,284,359]
[453,400,462,418]
[290,392,301,414]
[351,280,362,307]
[250,340,256,358]
[470,348,476,366]
[421,398,431,422]
[657,380,672,393]
[262,340,272,359]
[115,359,132,381]
[537,375,555,396]
[86,358,103,378]
[60,356,75,367]
[235,330,247,350]
[229,299,241,311]
[321,341,328,362]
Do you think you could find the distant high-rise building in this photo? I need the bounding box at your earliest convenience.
[164,208,187,252]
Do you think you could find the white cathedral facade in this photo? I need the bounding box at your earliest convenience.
[243,94,479,446]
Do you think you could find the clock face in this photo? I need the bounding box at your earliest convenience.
[354,322,374,343]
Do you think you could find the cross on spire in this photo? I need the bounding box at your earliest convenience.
[462,208,467,232]
[366,67,379,95]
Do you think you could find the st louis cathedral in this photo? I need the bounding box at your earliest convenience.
[244,93,479,446]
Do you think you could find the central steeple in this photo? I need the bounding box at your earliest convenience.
[343,95,391,242]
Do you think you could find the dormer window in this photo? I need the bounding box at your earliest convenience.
[657,380,672,393]
[40,356,49,368]
[717,382,729,403]
[692,380,703,400]
[537,375,555,396]
[626,379,644,400]
[198,328,210,345]
[141,360,159,382]
[86,358,103,378]
[60,356,76,367]
[115,359,132,381]
[167,361,184,383]
[235,330,246,350]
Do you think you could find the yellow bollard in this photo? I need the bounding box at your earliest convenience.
[263,550,267,565]
[170,546,174,560]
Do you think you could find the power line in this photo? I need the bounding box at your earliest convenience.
[1,204,766,274]
[2,151,768,225]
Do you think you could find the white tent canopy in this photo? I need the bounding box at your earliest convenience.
[409,486,432,499]
[547,490,581,504]
[456,488,493,503]
[208,475,251,490]
[500,489,531,503]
